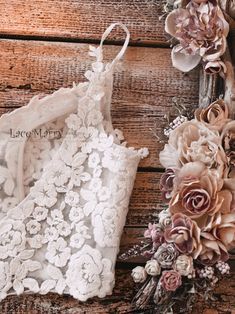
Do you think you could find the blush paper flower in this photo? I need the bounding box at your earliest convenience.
[165,0,229,72]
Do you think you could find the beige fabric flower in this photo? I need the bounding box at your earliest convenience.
[165,1,229,72]
[212,212,235,250]
[195,100,230,132]
[159,121,227,177]
[169,162,232,229]
[199,231,229,265]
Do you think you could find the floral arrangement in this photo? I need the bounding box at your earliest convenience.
[164,0,233,74]
[119,0,235,312]
[123,99,234,313]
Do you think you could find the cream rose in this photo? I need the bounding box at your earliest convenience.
[132,266,147,283]
[145,260,161,276]
[158,208,172,228]
[174,255,194,276]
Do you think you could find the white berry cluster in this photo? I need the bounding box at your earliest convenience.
[164,115,188,136]
[197,266,219,286]
[216,261,230,275]
[198,266,214,279]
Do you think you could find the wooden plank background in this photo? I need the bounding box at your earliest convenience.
[0,1,234,313]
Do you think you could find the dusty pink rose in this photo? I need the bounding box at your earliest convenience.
[144,223,164,249]
[169,162,232,229]
[195,99,229,132]
[204,60,227,74]
[160,168,176,203]
[165,0,229,72]
[160,270,182,291]
[164,213,202,258]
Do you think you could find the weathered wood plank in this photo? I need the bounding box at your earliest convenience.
[0,39,199,168]
[1,269,235,313]
[0,0,167,45]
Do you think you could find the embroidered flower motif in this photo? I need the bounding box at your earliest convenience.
[92,202,121,247]
[0,261,11,301]
[70,222,91,249]
[66,245,114,301]
[97,186,111,201]
[89,178,102,192]
[27,234,44,249]
[44,227,59,243]
[69,207,84,223]
[88,152,100,168]
[32,206,48,222]
[69,166,91,188]
[65,114,83,131]
[97,133,114,151]
[87,109,103,126]
[26,220,41,235]
[0,220,26,259]
[31,181,57,208]
[102,147,126,173]
[47,209,63,226]
[56,221,71,237]
[0,197,18,213]
[93,165,102,178]
[80,127,100,153]
[65,191,80,207]
[45,237,71,267]
[47,160,71,187]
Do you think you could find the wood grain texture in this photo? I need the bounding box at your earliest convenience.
[0,0,167,45]
[1,269,235,314]
[0,39,199,168]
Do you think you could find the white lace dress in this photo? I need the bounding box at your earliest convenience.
[0,23,148,302]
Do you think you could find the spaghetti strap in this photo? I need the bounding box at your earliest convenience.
[99,23,130,66]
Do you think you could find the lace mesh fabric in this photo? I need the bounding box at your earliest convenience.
[0,23,148,302]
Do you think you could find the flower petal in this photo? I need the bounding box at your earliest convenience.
[165,9,189,37]
[171,45,201,72]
